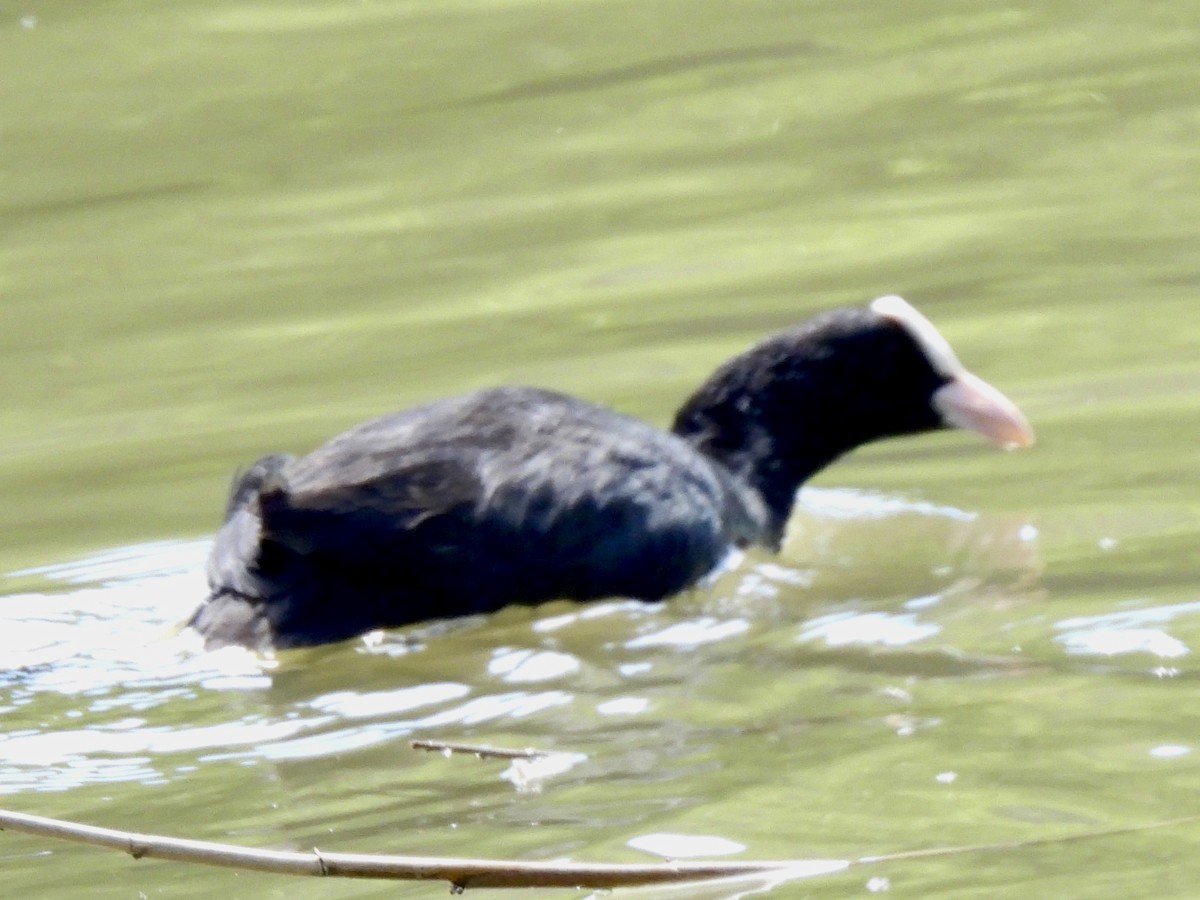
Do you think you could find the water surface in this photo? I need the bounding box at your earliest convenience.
[3,1,1200,897]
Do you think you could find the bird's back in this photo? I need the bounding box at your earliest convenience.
[195,387,765,648]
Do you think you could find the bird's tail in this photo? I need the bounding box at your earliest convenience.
[189,454,296,650]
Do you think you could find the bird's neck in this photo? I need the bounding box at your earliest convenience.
[671,378,859,543]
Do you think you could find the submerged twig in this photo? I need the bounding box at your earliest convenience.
[409,738,550,761]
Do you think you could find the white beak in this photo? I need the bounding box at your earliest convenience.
[932,370,1035,449]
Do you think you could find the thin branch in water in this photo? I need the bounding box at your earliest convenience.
[862,813,1200,864]
[4,807,1200,891]
[0,809,800,890]
[410,738,550,761]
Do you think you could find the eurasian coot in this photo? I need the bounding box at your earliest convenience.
[189,296,1033,650]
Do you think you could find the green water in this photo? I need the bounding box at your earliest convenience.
[3,1,1200,897]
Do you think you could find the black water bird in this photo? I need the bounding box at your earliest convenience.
[189,297,1033,650]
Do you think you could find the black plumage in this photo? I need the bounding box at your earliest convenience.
[189,298,1032,650]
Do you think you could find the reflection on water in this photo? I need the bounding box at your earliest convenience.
[1055,602,1197,661]
[627,831,746,858]
[798,609,941,648]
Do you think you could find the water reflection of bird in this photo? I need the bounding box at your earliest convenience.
[188,297,1033,651]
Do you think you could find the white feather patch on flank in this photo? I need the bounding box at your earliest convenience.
[869,295,965,378]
